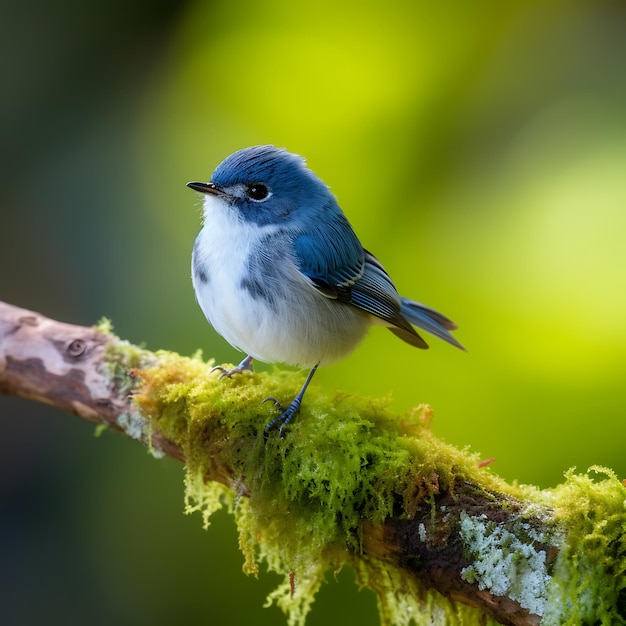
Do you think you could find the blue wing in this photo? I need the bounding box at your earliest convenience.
[293,210,427,347]
[351,252,431,349]
[294,209,365,294]
[294,216,464,351]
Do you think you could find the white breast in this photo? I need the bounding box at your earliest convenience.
[192,195,371,368]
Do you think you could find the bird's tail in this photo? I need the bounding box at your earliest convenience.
[399,298,466,351]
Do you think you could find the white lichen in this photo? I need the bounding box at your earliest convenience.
[418,523,427,542]
[459,511,552,616]
[116,411,146,440]
[116,411,165,458]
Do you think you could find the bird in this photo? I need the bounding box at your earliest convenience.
[188,145,464,435]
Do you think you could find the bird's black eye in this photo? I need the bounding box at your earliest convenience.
[247,183,270,201]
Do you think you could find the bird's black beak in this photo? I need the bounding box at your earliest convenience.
[186,181,223,195]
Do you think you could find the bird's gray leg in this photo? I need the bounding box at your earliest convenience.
[212,355,254,379]
[264,363,319,436]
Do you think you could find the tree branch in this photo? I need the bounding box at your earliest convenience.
[0,301,182,461]
[1,300,624,626]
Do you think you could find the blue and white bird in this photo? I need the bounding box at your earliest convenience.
[188,145,464,434]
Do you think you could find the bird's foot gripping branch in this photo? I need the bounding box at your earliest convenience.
[1,301,625,626]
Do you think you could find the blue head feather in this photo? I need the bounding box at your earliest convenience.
[210,145,332,226]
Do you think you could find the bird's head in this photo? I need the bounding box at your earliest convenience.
[187,145,336,226]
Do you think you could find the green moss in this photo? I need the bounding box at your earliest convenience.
[130,351,512,625]
[97,333,160,449]
[99,336,156,395]
[540,466,626,625]
[94,317,114,335]
[120,349,626,624]
[350,557,498,626]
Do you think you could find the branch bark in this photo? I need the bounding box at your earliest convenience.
[1,300,624,626]
[0,301,182,461]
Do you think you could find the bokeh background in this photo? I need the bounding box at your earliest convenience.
[2,1,625,624]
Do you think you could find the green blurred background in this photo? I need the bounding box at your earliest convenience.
[2,1,625,624]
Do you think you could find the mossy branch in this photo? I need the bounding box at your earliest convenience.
[1,300,625,626]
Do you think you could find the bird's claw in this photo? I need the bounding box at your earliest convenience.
[262,363,318,437]
[211,356,254,379]
[262,396,283,410]
[211,365,239,379]
[264,396,302,437]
